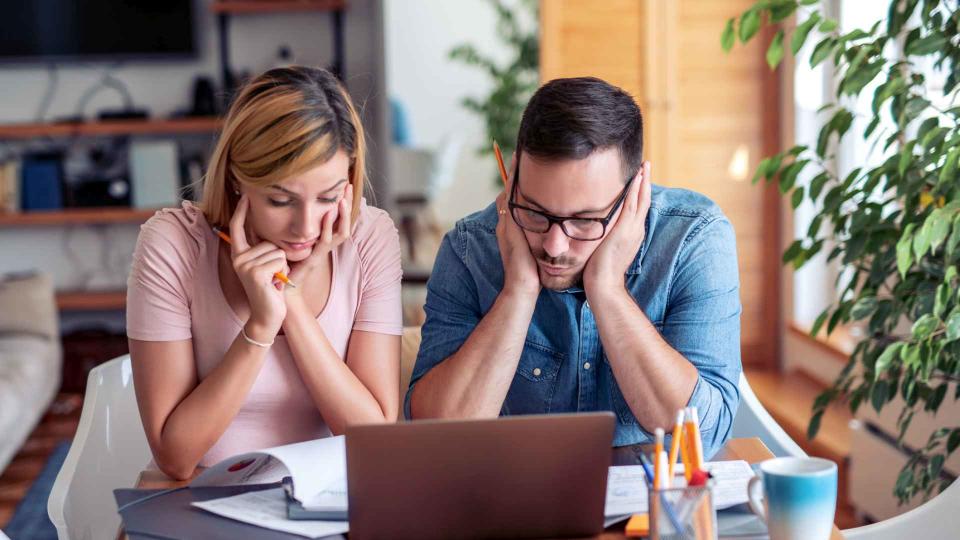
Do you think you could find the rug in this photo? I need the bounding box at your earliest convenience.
[3,440,70,540]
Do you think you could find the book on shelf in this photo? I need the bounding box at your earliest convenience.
[0,159,20,212]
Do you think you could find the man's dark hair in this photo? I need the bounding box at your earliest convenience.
[516,77,643,181]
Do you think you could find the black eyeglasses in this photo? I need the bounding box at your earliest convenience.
[508,166,634,241]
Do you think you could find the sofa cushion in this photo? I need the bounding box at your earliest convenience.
[0,272,58,341]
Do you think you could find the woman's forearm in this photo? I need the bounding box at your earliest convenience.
[282,296,390,434]
[153,328,270,479]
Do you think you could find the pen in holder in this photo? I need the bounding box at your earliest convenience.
[649,482,717,540]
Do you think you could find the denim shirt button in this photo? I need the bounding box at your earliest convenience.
[532,367,542,377]
[583,362,591,370]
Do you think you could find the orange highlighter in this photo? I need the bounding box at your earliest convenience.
[212,227,297,288]
[653,427,665,488]
[683,407,705,480]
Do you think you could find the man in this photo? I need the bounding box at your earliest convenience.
[405,77,741,457]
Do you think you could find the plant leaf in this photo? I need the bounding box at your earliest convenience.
[899,141,916,177]
[946,310,960,342]
[948,429,960,453]
[929,209,952,253]
[939,147,959,189]
[898,223,916,277]
[721,18,736,52]
[779,160,809,193]
[809,172,830,201]
[739,9,761,43]
[851,296,878,320]
[911,314,940,340]
[767,30,785,69]
[810,36,836,68]
[792,12,822,54]
[811,310,830,338]
[792,186,805,209]
[807,410,824,440]
[914,217,933,260]
[782,239,804,264]
[875,342,904,380]
[905,33,947,56]
[872,381,890,413]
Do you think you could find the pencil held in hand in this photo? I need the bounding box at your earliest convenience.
[493,140,509,185]
[213,227,297,288]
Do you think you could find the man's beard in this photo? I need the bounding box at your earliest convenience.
[532,249,582,291]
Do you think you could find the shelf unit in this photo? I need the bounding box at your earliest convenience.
[0,116,221,140]
[0,207,158,227]
[0,116,221,227]
[56,290,126,311]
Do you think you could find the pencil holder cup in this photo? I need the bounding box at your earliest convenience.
[649,483,717,540]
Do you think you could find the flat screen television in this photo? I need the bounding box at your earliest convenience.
[0,1,195,62]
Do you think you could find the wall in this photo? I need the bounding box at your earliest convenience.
[383,0,521,227]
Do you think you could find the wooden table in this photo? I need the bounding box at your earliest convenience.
[122,437,844,539]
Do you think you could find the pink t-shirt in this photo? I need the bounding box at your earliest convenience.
[126,199,402,465]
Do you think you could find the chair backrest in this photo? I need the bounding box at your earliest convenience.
[399,326,421,418]
[48,355,151,540]
[731,372,808,458]
[843,478,960,539]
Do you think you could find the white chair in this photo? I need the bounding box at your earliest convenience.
[731,372,808,458]
[842,479,960,539]
[48,355,151,540]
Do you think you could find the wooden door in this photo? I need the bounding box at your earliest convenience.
[541,0,782,368]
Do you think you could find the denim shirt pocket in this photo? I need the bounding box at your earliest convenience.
[502,340,564,415]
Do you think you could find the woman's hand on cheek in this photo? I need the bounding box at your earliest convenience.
[287,183,354,284]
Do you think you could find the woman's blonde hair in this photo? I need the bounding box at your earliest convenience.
[199,66,366,227]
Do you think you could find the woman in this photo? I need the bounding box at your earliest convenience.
[126,66,402,480]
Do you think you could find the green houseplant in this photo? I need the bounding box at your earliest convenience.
[724,0,960,503]
[449,0,539,183]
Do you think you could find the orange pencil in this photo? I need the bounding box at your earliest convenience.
[493,140,509,184]
[667,409,684,485]
[212,227,297,288]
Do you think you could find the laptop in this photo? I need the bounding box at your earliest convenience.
[345,412,616,540]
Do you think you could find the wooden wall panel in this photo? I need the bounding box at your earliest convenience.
[540,0,782,368]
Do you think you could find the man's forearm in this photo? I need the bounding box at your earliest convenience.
[589,286,698,432]
[410,290,538,419]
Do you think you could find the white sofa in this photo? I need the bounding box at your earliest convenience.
[0,272,61,473]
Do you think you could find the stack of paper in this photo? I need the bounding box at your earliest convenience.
[603,460,756,526]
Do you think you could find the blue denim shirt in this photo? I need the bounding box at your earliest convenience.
[405,185,742,458]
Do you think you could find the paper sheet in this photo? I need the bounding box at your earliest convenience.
[190,435,346,504]
[192,487,348,539]
[302,474,348,511]
[604,460,756,518]
[604,465,650,517]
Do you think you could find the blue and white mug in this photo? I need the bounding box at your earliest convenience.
[747,457,837,540]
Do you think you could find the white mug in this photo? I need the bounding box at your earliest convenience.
[747,457,837,540]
